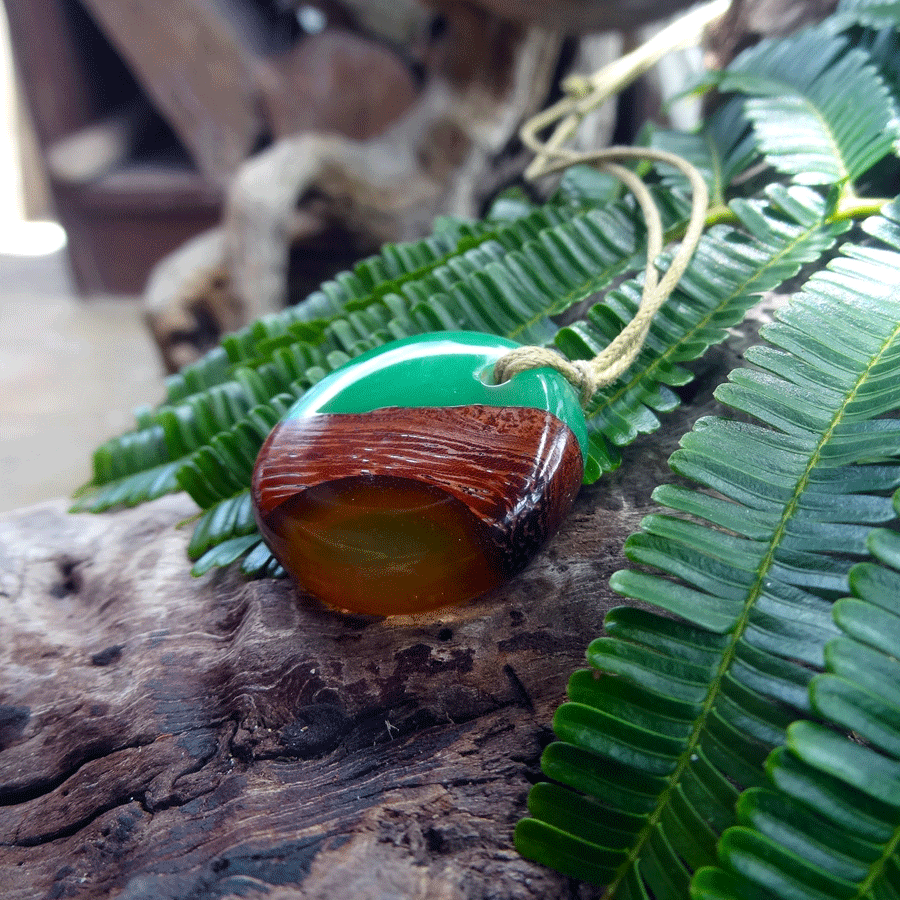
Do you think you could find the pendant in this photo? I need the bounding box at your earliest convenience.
[251,332,588,615]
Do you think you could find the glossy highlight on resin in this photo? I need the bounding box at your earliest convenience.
[251,332,587,615]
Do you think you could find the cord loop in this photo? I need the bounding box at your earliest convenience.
[492,0,726,405]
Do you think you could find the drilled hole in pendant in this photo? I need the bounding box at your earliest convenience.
[478,362,506,386]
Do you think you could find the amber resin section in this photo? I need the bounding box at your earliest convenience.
[252,404,583,615]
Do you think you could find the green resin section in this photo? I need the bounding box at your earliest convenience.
[283,331,588,466]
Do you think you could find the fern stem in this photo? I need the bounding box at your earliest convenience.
[854,821,900,899]
[832,195,891,223]
[704,203,737,228]
[692,194,889,236]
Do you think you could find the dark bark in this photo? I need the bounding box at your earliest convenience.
[0,481,641,900]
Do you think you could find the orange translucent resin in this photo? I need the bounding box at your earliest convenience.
[259,475,503,615]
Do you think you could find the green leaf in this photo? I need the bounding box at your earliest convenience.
[186,492,256,560]
[695,499,900,899]
[716,826,858,900]
[555,165,623,208]
[573,184,847,479]
[717,28,900,186]
[517,199,900,895]
[191,535,262,576]
[240,539,280,577]
[837,0,900,29]
[649,100,758,207]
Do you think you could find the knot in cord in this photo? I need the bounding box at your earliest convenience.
[492,347,597,405]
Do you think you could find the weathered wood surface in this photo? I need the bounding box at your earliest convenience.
[143,228,242,375]
[0,494,624,898]
[0,441,682,899]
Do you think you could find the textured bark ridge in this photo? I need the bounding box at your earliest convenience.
[0,476,652,900]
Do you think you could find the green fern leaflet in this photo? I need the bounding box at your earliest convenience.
[693,500,900,900]
[514,200,900,896]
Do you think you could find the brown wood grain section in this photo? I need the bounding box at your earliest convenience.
[252,404,584,577]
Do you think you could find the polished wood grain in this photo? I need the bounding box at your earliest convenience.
[252,405,583,614]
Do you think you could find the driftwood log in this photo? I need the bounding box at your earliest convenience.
[0,478,643,900]
[0,305,767,899]
[141,0,829,373]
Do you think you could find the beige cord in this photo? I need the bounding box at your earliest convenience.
[522,0,730,181]
[493,0,727,405]
[493,148,709,403]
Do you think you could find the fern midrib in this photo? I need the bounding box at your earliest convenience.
[703,130,725,209]
[802,93,850,184]
[588,214,824,424]
[602,302,900,900]
[509,258,639,343]
[855,819,900,898]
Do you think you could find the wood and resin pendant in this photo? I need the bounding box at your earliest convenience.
[251,332,588,615]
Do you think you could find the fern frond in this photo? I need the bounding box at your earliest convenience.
[716,27,900,186]
[693,501,900,900]
[77,173,690,519]
[70,377,278,512]
[853,28,900,175]
[649,100,758,208]
[554,166,624,209]
[562,183,848,477]
[515,197,900,896]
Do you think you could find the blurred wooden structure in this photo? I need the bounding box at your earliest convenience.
[4,0,433,297]
[5,0,703,299]
[4,0,224,295]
